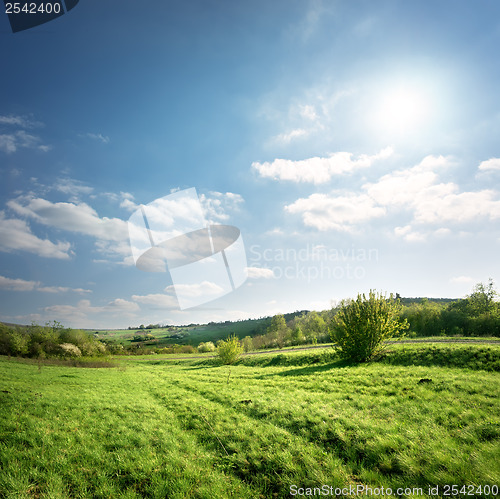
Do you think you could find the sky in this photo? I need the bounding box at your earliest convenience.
[1,0,500,329]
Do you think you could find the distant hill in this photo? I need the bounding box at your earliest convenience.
[2,298,461,347]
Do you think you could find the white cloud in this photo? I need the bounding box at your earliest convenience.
[281,153,500,236]
[299,104,318,121]
[273,128,309,144]
[413,190,500,224]
[393,225,427,242]
[478,158,500,171]
[39,286,91,294]
[165,281,225,298]
[0,130,50,154]
[285,193,386,231]
[450,276,476,284]
[199,191,244,222]
[132,293,178,308]
[253,147,393,184]
[0,275,38,292]
[55,178,94,196]
[246,267,275,279]
[82,132,110,144]
[119,192,139,212]
[0,211,72,259]
[7,196,129,242]
[44,298,140,324]
[0,275,91,294]
[0,114,42,128]
[364,155,453,206]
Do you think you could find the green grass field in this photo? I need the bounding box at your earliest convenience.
[1,343,499,498]
[95,317,273,348]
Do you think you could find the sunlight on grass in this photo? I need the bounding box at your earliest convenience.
[0,343,499,498]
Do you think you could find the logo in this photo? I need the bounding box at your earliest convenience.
[3,1,79,33]
[127,188,247,310]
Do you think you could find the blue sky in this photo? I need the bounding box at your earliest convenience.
[1,0,500,328]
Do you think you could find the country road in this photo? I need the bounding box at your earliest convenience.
[149,337,500,361]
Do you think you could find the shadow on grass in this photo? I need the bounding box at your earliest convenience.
[6,356,119,368]
[256,359,357,378]
[376,346,500,372]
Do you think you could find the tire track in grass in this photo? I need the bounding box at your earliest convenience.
[147,373,357,498]
[160,375,388,483]
[160,367,500,493]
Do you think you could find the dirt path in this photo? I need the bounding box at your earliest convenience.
[152,338,500,361]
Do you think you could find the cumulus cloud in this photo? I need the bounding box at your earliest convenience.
[44,298,140,324]
[282,153,500,238]
[119,192,139,212]
[55,178,94,196]
[364,155,452,206]
[7,196,129,242]
[0,115,50,153]
[0,275,37,292]
[0,211,72,259]
[478,158,500,172]
[132,293,178,308]
[0,275,91,293]
[165,281,225,298]
[285,193,386,231]
[0,114,42,128]
[246,267,275,279]
[0,130,50,154]
[199,191,244,222]
[253,147,393,184]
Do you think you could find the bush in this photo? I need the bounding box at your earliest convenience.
[216,335,243,365]
[330,290,408,362]
[198,341,216,353]
[59,343,82,357]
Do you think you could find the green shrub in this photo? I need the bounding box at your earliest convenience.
[216,335,243,365]
[330,290,408,362]
[58,343,82,357]
[198,341,216,353]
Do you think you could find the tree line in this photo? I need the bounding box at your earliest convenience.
[239,280,500,352]
[1,281,498,360]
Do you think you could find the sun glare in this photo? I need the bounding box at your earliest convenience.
[374,86,431,136]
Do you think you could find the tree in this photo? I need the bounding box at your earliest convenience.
[241,336,254,352]
[467,279,497,315]
[198,341,216,353]
[267,314,290,348]
[216,335,243,365]
[330,290,408,362]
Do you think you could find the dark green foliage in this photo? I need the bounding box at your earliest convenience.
[401,280,500,338]
[380,344,500,371]
[0,322,107,358]
[330,290,409,362]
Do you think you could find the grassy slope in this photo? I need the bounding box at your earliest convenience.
[95,318,274,347]
[0,344,499,498]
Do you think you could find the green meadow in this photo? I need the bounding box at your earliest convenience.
[1,343,499,498]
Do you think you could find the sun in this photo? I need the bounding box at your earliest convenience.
[374,86,431,135]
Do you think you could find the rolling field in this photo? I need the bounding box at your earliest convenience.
[1,344,499,498]
[95,317,273,348]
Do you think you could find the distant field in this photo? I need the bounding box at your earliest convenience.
[1,342,499,498]
[95,317,273,347]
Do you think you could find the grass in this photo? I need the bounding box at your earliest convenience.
[94,317,274,347]
[0,342,499,498]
